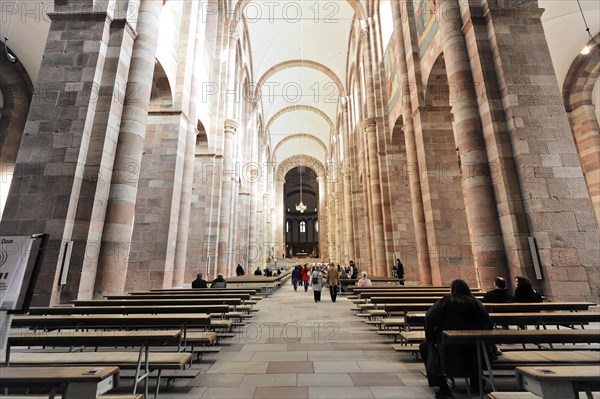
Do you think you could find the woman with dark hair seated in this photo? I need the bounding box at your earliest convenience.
[419,279,493,399]
[514,276,543,302]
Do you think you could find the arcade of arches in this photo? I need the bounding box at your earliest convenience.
[0,0,599,306]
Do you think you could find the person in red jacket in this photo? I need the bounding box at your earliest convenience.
[301,264,310,292]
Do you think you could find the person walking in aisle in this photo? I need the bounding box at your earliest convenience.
[291,265,302,292]
[326,263,340,302]
[396,258,405,286]
[311,266,324,302]
[301,264,310,292]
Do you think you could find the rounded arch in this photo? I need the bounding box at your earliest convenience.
[563,33,600,112]
[275,154,326,183]
[562,33,600,227]
[272,134,328,159]
[266,105,334,133]
[150,60,173,107]
[0,44,33,165]
[423,52,450,107]
[233,0,366,23]
[254,60,346,100]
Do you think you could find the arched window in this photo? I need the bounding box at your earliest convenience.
[300,221,306,233]
[286,221,289,233]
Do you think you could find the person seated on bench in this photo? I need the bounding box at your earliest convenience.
[357,271,372,287]
[211,274,227,288]
[514,276,542,303]
[419,279,494,399]
[192,272,208,288]
[339,269,350,292]
[236,264,245,276]
[483,277,513,303]
[254,267,262,276]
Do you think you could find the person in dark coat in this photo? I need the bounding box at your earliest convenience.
[514,276,542,302]
[291,265,302,291]
[349,260,358,279]
[191,272,208,288]
[396,258,405,286]
[254,267,262,276]
[211,274,227,288]
[236,264,245,276]
[482,277,514,303]
[419,279,493,399]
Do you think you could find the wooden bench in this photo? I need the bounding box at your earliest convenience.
[405,311,600,330]
[516,365,600,399]
[8,352,191,399]
[0,366,120,398]
[487,393,541,399]
[6,330,184,398]
[2,396,143,399]
[28,304,229,316]
[209,319,233,332]
[443,329,600,397]
[72,298,242,308]
[391,343,421,359]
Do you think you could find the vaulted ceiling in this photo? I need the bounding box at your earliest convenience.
[1,0,598,165]
[242,0,357,165]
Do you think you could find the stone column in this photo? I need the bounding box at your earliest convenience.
[216,119,238,276]
[173,1,203,288]
[392,0,432,284]
[362,118,387,277]
[437,0,507,284]
[0,0,117,305]
[95,0,162,297]
[75,7,138,301]
[485,0,599,300]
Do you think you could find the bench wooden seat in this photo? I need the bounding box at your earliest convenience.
[367,310,387,319]
[381,317,405,329]
[376,330,401,337]
[487,393,541,399]
[210,319,233,331]
[2,396,143,399]
[516,365,600,399]
[494,350,600,365]
[399,331,425,343]
[9,352,192,370]
[391,343,420,352]
[185,331,218,345]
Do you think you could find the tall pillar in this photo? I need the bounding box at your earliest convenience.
[217,119,238,276]
[173,2,203,288]
[0,0,117,305]
[362,118,387,277]
[393,3,431,285]
[95,0,163,297]
[343,168,355,260]
[75,7,138,301]
[485,0,599,299]
[437,0,507,284]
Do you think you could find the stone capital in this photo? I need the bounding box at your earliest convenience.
[361,118,377,132]
[224,119,239,134]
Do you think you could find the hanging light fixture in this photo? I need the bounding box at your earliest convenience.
[576,0,600,55]
[296,167,307,213]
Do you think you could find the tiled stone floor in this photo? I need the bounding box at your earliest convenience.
[107,282,597,399]
[120,281,441,398]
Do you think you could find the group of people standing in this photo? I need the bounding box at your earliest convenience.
[291,263,343,303]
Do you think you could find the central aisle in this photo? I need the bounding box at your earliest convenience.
[177,281,436,399]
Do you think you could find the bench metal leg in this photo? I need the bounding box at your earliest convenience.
[154,369,162,399]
